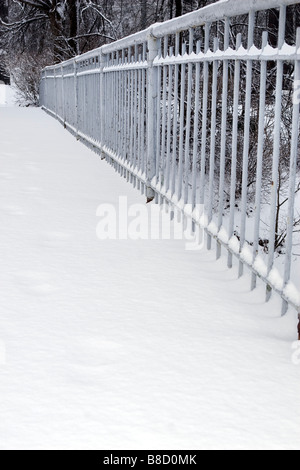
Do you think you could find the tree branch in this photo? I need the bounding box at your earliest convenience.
[80,1,117,38]
[65,32,116,43]
[0,14,48,30]
[17,0,49,11]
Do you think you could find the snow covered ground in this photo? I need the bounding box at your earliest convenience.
[0,84,16,107]
[0,97,299,450]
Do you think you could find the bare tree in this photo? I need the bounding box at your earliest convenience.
[141,0,148,29]
[0,0,10,83]
[175,0,182,17]
[0,1,117,62]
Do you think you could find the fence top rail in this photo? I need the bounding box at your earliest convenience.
[152,0,300,38]
[43,0,300,71]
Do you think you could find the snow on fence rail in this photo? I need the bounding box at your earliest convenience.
[40,0,300,321]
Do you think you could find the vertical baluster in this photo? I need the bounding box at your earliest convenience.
[129,48,134,176]
[160,36,169,196]
[86,65,89,138]
[171,32,180,199]
[177,42,187,202]
[266,5,286,299]
[251,31,268,289]
[54,67,57,117]
[110,56,113,150]
[100,52,105,155]
[141,42,147,193]
[105,58,109,148]
[239,10,255,277]
[113,53,117,152]
[116,52,120,157]
[116,57,120,155]
[207,37,219,250]
[216,18,230,259]
[106,59,109,149]
[121,49,125,163]
[126,53,131,179]
[74,59,78,137]
[84,66,86,136]
[61,65,65,124]
[88,65,91,139]
[94,60,97,142]
[147,35,159,202]
[199,23,210,207]
[119,51,123,160]
[137,52,143,188]
[165,46,174,196]
[90,66,93,138]
[124,51,129,167]
[154,39,162,202]
[228,33,242,269]
[133,45,138,185]
[184,28,194,206]
[191,41,201,210]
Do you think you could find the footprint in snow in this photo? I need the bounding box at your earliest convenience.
[1,204,26,216]
[22,187,42,195]
[68,338,123,368]
[0,172,14,180]
[41,231,72,248]
[15,271,59,296]
[24,162,39,173]
[1,152,16,157]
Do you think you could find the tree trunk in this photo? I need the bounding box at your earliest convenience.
[0,0,8,20]
[175,0,182,17]
[68,0,79,55]
[141,0,147,30]
[49,10,63,62]
[267,9,279,47]
[0,0,9,83]
[169,0,174,19]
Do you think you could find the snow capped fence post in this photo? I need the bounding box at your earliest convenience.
[146,30,159,203]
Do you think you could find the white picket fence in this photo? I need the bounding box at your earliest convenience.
[40,0,300,319]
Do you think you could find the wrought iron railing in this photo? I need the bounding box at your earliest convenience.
[40,0,300,322]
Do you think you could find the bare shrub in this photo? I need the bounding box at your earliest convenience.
[5,52,52,106]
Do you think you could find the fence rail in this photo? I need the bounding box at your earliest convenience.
[40,0,300,322]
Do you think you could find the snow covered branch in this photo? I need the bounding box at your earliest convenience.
[67,33,116,43]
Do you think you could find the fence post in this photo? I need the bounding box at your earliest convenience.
[146,30,159,202]
[99,49,106,159]
[74,59,78,137]
[54,67,57,118]
[45,70,47,109]
[61,64,65,126]
[40,70,45,108]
